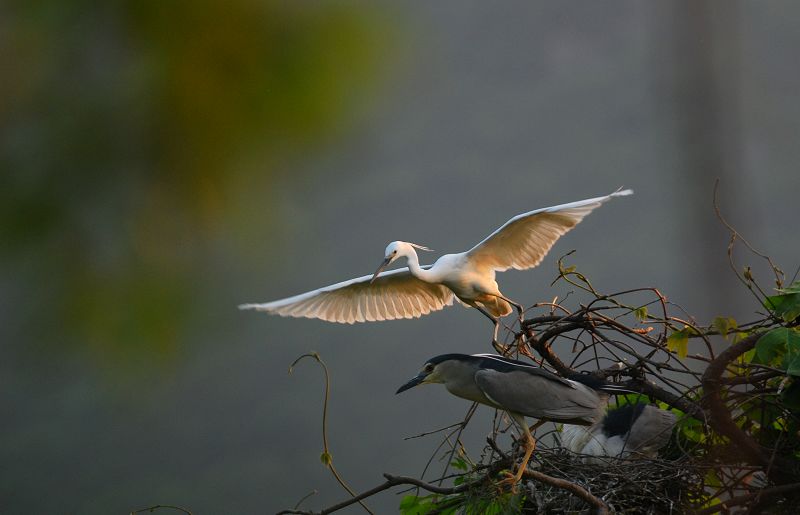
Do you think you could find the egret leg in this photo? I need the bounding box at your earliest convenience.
[474,305,507,354]
[497,294,525,325]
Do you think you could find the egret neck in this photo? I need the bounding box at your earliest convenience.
[400,244,438,283]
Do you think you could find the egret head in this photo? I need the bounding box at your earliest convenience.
[370,241,433,283]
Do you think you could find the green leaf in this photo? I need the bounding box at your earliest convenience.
[754,328,800,370]
[786,341,800,377]
[320,451,332,466]
[778,281,800,295]
[400,494,438,514]
[712,316,737,339]
[731,331,744,343]
[399,495,419,510]
[764,282,800,322]
[704,469,722,488]
[615,393,646,406]
[667,328,690,358]
[678,417,706,443]
[738,348,756,365]
[450,456,468,471]
[633,306,648,321]
[563,265,576,274]
[754,329,786,364]
[781,379,800,410]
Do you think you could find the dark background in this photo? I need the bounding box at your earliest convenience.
[1,1,798,513]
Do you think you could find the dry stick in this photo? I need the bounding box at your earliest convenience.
[275,473,480,515]
[713,179,785,288]
[527,316,706,419]
[129,506,193,515]
[437,403,478,485]
[521,469,609,514]
[693,481,800,515]
[700,333,799,483]
[404,421,465,441]
[293,491,318,511]
[289,353,373,515]
[276,466,612,515]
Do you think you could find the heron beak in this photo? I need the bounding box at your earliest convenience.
[370,257,392,284]
[396,373,426,394]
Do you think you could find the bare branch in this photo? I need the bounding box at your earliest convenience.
[129,505,193,515]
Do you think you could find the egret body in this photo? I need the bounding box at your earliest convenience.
[240,189,633,345]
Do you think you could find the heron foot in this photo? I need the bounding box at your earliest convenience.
[496,469,523,494]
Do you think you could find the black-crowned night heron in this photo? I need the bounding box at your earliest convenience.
[396,353,633,488]
[560,403,676,462]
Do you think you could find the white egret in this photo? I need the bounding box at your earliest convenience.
[240,189,632,345]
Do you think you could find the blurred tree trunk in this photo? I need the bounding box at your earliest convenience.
[658,0,752,322]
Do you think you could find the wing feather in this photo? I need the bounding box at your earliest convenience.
[239,267,455,324]
[475,369,604,424]
[466,189,632,272]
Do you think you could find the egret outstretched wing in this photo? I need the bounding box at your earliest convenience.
[465,189,633,272]
[239,267,454,324]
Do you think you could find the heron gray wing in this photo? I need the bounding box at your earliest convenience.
[464,189,632,272]
[622,405,677,455]
[474,369,604,424]
[471,354,577,389]
[239,266,455,324]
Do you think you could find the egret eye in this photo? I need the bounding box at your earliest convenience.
[424,363,434,373]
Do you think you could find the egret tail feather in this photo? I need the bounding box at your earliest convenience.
[482,297,513,318]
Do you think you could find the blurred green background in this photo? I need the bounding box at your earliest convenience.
[1,1,799,513]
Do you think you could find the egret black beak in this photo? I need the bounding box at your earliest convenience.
[370,257,392,284]
[396,373,427,394]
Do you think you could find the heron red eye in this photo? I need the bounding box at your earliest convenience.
[424,364,434,373]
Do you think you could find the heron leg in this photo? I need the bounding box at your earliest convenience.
[498,420,545,492]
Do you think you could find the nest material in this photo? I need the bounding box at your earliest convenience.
[518,449,704,514]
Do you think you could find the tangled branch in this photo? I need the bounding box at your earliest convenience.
[276,191,799,514]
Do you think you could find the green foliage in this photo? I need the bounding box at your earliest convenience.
[679,416,707,444]
[320,452,332,466]
[399,454,524,514]
[1,1,389,370]
[781,378,800,411]
[764,281,800,323]
[450,456,469,471]
[712,316,737,340]
[399,494,438,515]
[399,492,523,515]
[754,327,800,376]
[634,305,648,322]
[667,327,691,358]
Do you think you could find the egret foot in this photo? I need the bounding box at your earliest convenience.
[517,340,536,360]
[475,305,510,355]
[492,339,511,356]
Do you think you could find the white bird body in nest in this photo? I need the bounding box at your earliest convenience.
[240,189,633,333]
[560,403,677,463]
